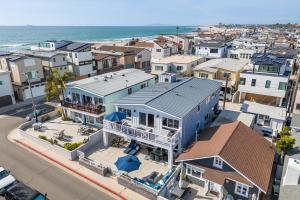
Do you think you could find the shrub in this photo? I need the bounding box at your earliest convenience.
[64,142,84,151]
[38,135,57,145]
[38,135,47,140]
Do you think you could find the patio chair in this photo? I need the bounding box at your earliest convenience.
[128,145,140,156]
[123,141,136,154]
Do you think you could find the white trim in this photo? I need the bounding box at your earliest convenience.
[213,156,223,169]
[234,181,249,198]
[177,155,266,193]
[185,163,206,181]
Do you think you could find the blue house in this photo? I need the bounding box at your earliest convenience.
[103,77,221,166]
[61,69,155,127]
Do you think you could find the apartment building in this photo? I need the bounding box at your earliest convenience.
[8,55,45,101]
[0,70,15,106]
[0,51,12,71]
[194,41,228,60]
[151,55,203,75]
[238,53,290,106]
[103,77,221,166]
[193,58,249,100]
[61,69,156,128]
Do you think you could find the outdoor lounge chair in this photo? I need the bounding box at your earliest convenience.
[123,141,136,154]
[128,145,140,156]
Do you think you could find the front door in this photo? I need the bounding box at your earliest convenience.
[148,114,154,128]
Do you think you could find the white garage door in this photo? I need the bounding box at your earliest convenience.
[24,85,45,100]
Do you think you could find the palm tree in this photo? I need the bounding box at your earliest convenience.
[45,68,73,119]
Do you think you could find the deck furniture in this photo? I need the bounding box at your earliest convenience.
[128,145,141,156]
[55,129,65,140]
[124,141,136,154]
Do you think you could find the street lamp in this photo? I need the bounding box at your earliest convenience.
[24,72,38,123]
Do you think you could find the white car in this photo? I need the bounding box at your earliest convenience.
[0,167,16,195]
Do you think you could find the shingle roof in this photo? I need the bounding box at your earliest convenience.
[176,121,276,193]
[115,78,221,118]
[67,69,155,97]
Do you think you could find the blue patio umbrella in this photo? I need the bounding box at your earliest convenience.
[115,155,141,173]
[105,112,126,122]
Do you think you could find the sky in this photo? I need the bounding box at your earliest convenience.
[0,0,299,26]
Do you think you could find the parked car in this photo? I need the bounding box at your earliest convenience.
[4,182,48,200]
[0,167,17,195]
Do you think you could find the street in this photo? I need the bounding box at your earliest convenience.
[0,105,114,200]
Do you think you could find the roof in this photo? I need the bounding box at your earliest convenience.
[193,58,249,73]
[210,109,255,127]
[251,53,287,66]
[240,101,286,120]
[115,78,221,118]
[152,55,202,64]
[197,41,226,48]
[6,182,40,200]
[93,53,116,61]
[0,51,11,57]
[57,42,91,52]
[15,49,66,59]
[97,45,147,55]
[176,121,276,193]
[66,69,155,97]
[8,55,27,62]
[132,41,154,48]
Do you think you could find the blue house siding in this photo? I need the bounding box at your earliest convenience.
[181,89,220,148]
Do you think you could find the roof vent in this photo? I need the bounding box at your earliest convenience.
[110,75,113,79]
[122,74,125,77]
[104,78,108,82]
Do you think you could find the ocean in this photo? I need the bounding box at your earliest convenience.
[0,26,196,51]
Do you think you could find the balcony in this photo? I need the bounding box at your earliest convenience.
[62,101,105,116]
[103,120,180,149]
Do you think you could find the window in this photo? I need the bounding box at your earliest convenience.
[156,49,162,52]
[137,54,142,59]
[53,58,56,62]
[155,66,164,71]
[0,81,3,85]
[210,48,218,53]
[251,79,256,86]
[296,104,300,110]
[239,78,246,85]
[177,66,183,71]
[213,157,223,169]
[128,88,132,94]
[235,182,249,197]
[265,80,271,88]
[223,72,231,78]
[200,73,208,78]
[140,83,147,89]
[278,82,287,90]
[119,107,132,118]
[63,57,66,61]
[139,112,147,126]
[186,164,203,179]
[162,117,179,129]
[26,71,38,80]
[75,53,78,58]
[197,105,201,111]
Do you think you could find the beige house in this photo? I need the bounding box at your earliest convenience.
[8,55,45,101]
[193,58,249,100]
[151,55,204,75]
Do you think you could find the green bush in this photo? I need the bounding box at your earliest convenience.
[63,142,84,151]
[38,135,57,145]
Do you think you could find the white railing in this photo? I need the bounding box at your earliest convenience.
[103,120,180,148]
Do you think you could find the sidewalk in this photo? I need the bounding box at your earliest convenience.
[8,128,148,200]
[0,96,45,114]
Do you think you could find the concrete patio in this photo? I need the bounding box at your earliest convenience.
[87,142,170,180]
[25,117,96,146]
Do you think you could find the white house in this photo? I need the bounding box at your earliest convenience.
[151,55,203,75]
[238,53,289,106]
[241,101,286,136]
[0,70,15,107]
[194,41,227,59]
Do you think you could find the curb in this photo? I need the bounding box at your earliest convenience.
[14,139,127,200]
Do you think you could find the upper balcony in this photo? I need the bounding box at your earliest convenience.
[103,120,180,149]
[61,100,105,116]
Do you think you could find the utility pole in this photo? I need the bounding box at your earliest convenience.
[25,73,38,123]
[223,74,229,110]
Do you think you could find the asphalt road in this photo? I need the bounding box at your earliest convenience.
[0,106,114,200]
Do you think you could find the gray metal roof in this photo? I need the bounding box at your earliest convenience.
[15,49,66,59]
[67,69,155,97]
[116,78,221,118]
